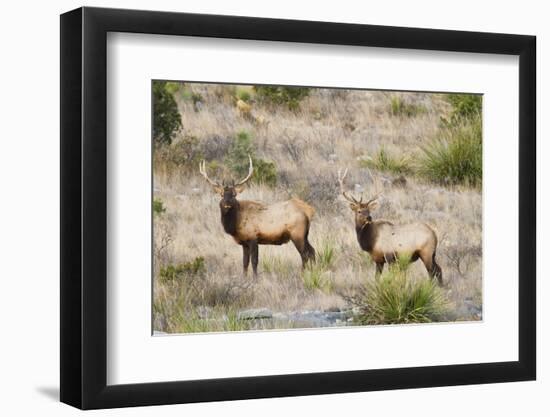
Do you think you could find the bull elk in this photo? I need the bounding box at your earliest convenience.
[337,168,443,285]
[199,157,316,276]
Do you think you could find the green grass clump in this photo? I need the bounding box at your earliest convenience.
[302,265,332,292]
[360,147,413,175]
[419,114,482,187]
[390,96,426,118]
[153,198,166,216]
[353,266,448,325]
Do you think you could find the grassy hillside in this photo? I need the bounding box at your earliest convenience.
[153,82,482,333]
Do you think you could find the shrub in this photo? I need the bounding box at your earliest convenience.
[302,265,332,293]
[445,93,482,122]
[155,135,203,168]
[235,87,252,103]
[153,198,166,216]
[159,257,206,283]
[261,254,293,277]
[316,240,337,270]
[390,96,426,118]
[360,147,413,175]
[225,130,277,186]
[352,265,448,325]
[152,81,182,146]
[164,81,182,95]
[254,85,311,111]
[419,114,482,187]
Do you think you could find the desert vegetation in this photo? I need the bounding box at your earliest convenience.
[152,82,482,334]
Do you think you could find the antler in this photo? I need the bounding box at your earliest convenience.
[364,167,383,206]
[199,160,222,188]
[234,155,254,186]
[337,168,362,204]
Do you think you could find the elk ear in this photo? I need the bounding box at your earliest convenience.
[349,203,358,211]
[367,200,379,210]
[213,186,224,196]
[234,184,246,194]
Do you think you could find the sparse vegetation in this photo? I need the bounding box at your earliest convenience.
[153,82,482,333]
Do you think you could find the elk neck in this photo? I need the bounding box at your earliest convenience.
[220,201,239,236]
[356,221,377,252]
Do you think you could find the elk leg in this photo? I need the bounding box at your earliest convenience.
[292,238,315,268]
[420,252,443,286]
[304,240,316,265]
[431,253,443,286]
[250,240,259,277]
[375,262,385,278]
[242,244,250,275]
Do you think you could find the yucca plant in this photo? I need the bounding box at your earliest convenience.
[353,265,449,325]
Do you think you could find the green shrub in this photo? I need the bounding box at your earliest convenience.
[445,93,482,122]
[236,87,252,103]
[152,81,182,146]
[254,86,310,111]
[353,266,448,325]
[419,114,482,187]
[301,241,337,292]
[164,81,182,95]
[390,96,426,118]
[360,147,413,175]
[153,198,166,216]
[225,130,277,186]
[159,257,206,283]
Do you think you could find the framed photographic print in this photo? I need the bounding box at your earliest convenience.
[60,6,536,409]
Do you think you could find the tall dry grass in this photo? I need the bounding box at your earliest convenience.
[153,84,482,333]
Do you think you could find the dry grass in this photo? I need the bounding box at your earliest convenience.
[153,84,482,333]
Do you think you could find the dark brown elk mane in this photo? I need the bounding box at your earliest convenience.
[337,168,443,285]
[199,156,316,276]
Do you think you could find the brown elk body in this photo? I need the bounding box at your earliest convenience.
[338,169,443,285]
[200,157,316,276]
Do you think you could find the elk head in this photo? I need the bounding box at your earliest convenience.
[337,168,381,228]
[199,156,254,214]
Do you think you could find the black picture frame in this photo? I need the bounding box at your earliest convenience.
[60,6,536,410]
